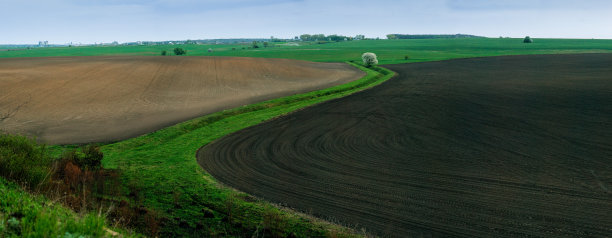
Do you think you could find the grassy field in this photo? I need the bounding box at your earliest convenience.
[4,38,612,236]
[2,38,612,64]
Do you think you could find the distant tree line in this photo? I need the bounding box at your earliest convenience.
[386,34,484,39]
[299,34,357,42]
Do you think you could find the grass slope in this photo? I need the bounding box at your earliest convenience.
[0,177,138,237]
[2,38,612,64]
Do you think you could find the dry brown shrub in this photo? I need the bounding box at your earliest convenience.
[64,161,82,189]
[114,200,135,226]
[144,209,161,237]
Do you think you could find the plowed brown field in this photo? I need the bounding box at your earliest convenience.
[0,56,363,144]
[199,54,612,237]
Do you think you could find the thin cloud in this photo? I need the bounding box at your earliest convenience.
[446,0,612,11]
[69,0,305,13]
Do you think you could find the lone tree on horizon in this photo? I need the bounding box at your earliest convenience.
[362,52,378,67]
[523,36,533,43]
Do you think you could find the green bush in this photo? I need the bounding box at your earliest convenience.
[0,133,104,188]
[161,50,167,56]
[0,134,52,188]
[0,136,138,237]
[173,48,186,55]
[61,145,103,170]
[523,36,533,43]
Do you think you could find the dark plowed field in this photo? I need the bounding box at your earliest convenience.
[198,54,612,237]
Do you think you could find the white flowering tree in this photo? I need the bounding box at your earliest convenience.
[362,52,378,67]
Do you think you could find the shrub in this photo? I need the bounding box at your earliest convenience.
[0,134,52,188]
[0,134,135,235]
[161,50,167,56]
[80,145,103,169]
[173,48,186,55]
[63,161,82,188]
[60,145,102,170]
[523,36,533,43]
[144,209,160,237]
[361,52,378,67]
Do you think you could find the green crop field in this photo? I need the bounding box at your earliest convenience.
[3,38,612,236]
[2,38,612,64]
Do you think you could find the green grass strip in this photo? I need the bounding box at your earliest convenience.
[89,63,393,236]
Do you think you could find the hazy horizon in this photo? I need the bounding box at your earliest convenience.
[3,0,612,44]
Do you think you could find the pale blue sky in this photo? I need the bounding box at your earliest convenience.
[2,0,611,44]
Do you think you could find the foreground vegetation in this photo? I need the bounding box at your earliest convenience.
[2,38,612,64]
[0,177,135,237]
[0,135,138,237]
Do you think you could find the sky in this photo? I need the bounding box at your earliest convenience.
[2,0,612,44]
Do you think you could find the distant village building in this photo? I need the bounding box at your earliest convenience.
[38,41,48,47]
